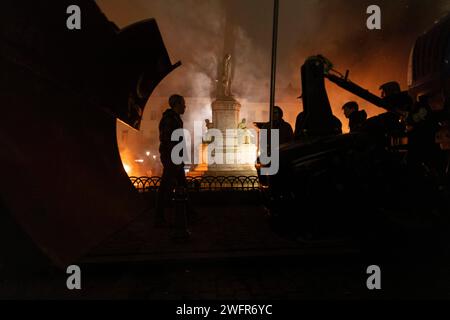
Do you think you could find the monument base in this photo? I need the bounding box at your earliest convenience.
[190,143,257,177]
[204,143,257,177]
[204,166,257,177]
[190,94,257,177]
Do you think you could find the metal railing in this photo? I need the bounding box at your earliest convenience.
[130,176,260,192]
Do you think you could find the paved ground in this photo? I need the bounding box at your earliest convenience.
[1,192,450,300]
[2,253,449,300]
[83,197,356,264]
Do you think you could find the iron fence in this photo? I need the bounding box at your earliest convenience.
[130,176,261,192]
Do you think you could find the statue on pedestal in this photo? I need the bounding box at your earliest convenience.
[205,118,213,130]
[237,118,253,144]
[237,118,247,130]
[203,119,214,144]
[219,53,233,98]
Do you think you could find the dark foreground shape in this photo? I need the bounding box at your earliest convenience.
[0,0,179,267]
[263,15,450,259]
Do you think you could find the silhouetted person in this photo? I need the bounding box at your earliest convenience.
[380,81,411,131]
[254,106,294,186]
[155,94,195,227]
[273,106,294,144]
[379,81,411,114]
[362,81,407,136]
[254,106,294,144]
[360,81,411,146]
[342,101,367,133]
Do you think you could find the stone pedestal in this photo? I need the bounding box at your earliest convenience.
[206,97,256,176]
[191,97,257,177]
[211,98,241,133]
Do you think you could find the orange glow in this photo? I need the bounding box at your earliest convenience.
[119,148,136,176]
[123,163,131,174]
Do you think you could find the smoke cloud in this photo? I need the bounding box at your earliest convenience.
[97,0,449,129]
